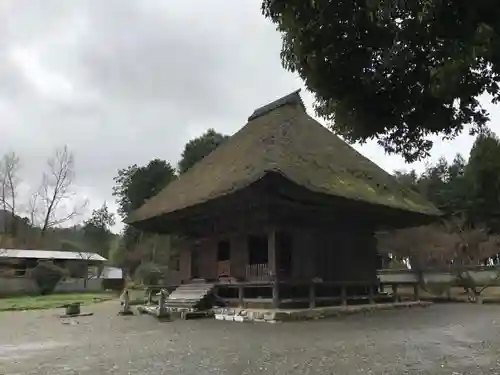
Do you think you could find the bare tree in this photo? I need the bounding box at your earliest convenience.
[27,191,40,230]
[0,152,20,234]
[30,146,88,237]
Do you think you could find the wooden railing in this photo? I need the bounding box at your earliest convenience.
[215,279,417,309]
[246,263,270,281]
[378,266,500,286]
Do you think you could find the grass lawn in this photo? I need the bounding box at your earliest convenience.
[0,292,116,312]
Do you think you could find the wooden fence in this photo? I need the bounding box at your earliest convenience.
[377,265,500,286]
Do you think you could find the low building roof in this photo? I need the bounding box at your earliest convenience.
[0,249,107,262]
[100,266,124,279]
[128,90,440,224]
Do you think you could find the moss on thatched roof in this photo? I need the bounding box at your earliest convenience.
[128,90,440,224]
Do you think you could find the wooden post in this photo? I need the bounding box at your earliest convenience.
[268,229,280,309]
[392,284,399,302]
[341,285,347,306]
[413,283,420,301]
[147,289,154,305]
[368,284,375,304]
[268,230,277,279]
[272,281,280,309]
[309,282,316,308]
[238,285,244,307]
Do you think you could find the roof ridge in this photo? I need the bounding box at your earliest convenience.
[248,89,305,121]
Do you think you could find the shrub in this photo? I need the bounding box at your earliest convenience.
[29,262,67,295]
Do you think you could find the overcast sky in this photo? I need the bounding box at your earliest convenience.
[2,0,499,232]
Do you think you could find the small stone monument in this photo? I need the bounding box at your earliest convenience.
[156,288,170,321]
[65,302,81,316]
[59,302,93,319]
[118,288,134,316]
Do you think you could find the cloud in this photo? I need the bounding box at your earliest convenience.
[0,0,495,232]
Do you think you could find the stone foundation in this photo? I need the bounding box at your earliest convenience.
[213,301,432,323]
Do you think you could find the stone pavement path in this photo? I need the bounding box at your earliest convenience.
[1,302,500,374]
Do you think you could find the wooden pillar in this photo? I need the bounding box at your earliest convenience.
[238,285,245,307]
[341,285,347,306]
[309,282,316,308]
[268,230,279,309]
[413,283,420,301]
[147,289,154,305]
[268,230,277,278]
[392,284,399,302]
[272,282,280,309]
[368,284,375,304]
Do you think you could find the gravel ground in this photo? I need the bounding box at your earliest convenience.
[1,302,500,374]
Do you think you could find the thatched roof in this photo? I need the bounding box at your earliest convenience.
[128,90,440,224]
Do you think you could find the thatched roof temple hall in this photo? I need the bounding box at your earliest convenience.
[128,90,440,311]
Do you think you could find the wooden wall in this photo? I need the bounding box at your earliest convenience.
[178,233,250,282]
[178,228,378,284]
[309,229,379,283]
